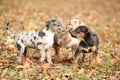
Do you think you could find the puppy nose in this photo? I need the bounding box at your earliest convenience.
[68,22,71,25]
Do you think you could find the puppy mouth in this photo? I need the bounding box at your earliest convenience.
[70,31,78,37]
[71,31,84,39]
[67,23,74,29]
[68,21,71,24]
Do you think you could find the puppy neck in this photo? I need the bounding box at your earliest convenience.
[43,27,54,35]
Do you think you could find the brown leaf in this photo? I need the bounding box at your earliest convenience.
[110,54,120,64]
[0,63,3,66]
[1,78,7,80]
[4,36,15,51]
[23,62,31,69]
[102,75,109,79]
[1,69,8,78]
[102,52,110,57]
[76,68,85,75]
[96,56,102,65]
[21,54,26,63]
[16,65,23,70]
[16,59,34,69]
[86,67,98,78]
[41,63,50,69]
[0,60,10,63]
[22,61,33,69]
[115,47,120,55]
[6,36,14,43]
[23,58,34,68]
[48,70,56,79]
[6,44,15,51]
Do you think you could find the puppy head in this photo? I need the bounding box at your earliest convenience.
[68,18,85,30]
[45,18,65,32]
[71,26,91,39]
[74,26,91,34]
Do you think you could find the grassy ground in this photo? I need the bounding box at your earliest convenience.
[0,0,120,80]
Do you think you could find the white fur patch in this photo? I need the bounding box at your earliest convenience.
[67,37,79,48]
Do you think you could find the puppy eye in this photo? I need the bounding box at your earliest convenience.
[52,20,56,22]
[57,24,60,26]
[75,29,80,33]
[74,21,77,23]
[57,23,62,26]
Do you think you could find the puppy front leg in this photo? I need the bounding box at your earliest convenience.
[82,53,86,62]
[61,47,68,59]
[73,48,80,67]
[53,43,60,56]
[39,49,46,63]
[89,50,98,66]
[46,49,53,65]
[72,45,78,57]
[16,42,26,64]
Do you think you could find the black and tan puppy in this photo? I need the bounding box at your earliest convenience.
[71,25,99,66]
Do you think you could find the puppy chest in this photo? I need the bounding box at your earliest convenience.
[41,33,54,47]
[67,38,79,48]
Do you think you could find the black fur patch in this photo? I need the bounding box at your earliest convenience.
[38,31,45,38]
[30,39,35,44]
[34,36,36,40]
[16,43,21,51]
[6,21,10,26]
[21,40,24,43]
[23,48,27,57]
[69,31,77,38]
[37,42,42,45]
[6,27,8,30]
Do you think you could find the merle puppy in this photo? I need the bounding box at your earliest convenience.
[71,25,99,66]
[53,18,84,63]
[5,18,64,65]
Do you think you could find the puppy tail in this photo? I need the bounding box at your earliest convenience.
[5,19,15,38]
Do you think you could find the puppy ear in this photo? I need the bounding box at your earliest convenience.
[86,28,92,33]
[79,20,85,26]
[45,20,50,28]
[75,26,81,33]
[45,18,56,27]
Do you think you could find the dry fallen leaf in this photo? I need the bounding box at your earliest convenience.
[0,63,3,66]
[4,36,15,51]
[23,62,31,69]
[102,52,110,57]
[55,78,61,80]
[16,58,34,69]
[16,65,24,70]
[0,60,10,63]
[21,54,26,63]
[1,69,8,78]
[86,67,98,78]
[6,44,15,51]
[110,54,120,64]
[1,78,8,80]
[6,36,14,43]
[41,63,50,69]
[48,70,56,79]
[96,56,102,65]
[115,47,120,55]
[76,68,85,75]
